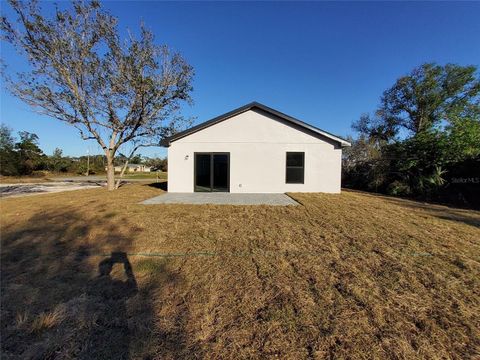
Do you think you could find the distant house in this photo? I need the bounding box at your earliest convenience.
[161,102,350,193]
[110,164,152,173]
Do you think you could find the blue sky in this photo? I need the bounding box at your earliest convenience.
[1,1,479,157]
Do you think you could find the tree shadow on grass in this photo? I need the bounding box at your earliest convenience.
[0,208,191,359]
[381,196,480,229]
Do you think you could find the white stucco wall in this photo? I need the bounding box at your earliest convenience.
[167,109,343,193]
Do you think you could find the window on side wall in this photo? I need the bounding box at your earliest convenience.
[286,152,304,184]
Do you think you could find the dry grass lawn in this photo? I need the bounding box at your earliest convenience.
[1,183,479,359]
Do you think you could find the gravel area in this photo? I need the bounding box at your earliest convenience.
[0,182,103,198]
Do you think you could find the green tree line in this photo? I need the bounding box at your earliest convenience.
[0,125,167,176]
[343,63,480,208]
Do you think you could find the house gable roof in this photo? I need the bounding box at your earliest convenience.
[161,102,351,147]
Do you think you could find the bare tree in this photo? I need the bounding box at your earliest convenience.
[1,0,193,190]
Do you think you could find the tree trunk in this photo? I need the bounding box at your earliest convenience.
[106,157,115,191]
[115,158,130,189]
[114,144,141,189]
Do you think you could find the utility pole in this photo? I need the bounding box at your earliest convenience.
[85,148,90,176]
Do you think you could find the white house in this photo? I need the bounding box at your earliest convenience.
[162,102,350,193]
[109,164,152,173]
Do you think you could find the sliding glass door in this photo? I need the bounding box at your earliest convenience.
[194,153,230,192]
[212,154,229,192]
[195,154,211,192]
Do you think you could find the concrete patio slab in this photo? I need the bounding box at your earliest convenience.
[141,193,299,206]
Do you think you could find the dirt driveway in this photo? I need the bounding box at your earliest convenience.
[0,182,104,198]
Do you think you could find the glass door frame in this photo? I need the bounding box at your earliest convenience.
[194,152,230,192]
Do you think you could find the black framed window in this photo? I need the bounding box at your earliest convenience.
[286,152,305,184]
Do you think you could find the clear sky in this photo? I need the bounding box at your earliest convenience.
[1,1,479,157]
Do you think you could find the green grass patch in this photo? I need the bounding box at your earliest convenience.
[122,172,167,180]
